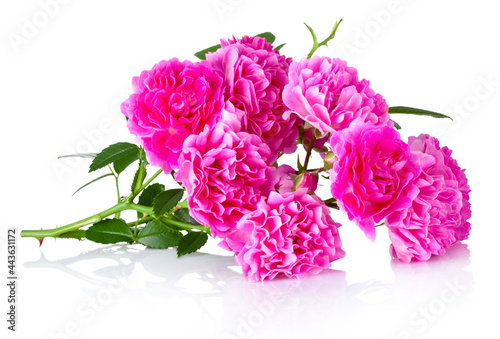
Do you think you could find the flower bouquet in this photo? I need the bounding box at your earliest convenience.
[21,21,471,282]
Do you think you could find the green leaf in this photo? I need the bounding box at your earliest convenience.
[137,183,165,218]
[137,219,182,249]
[177,232,208,257]
[113,150,139,175]
[174,208,201,226]
[56,230,86,240]
[388,106,452,120]
[256,32,276,44]
[274,43,286,51]
[391,119,402,130]
[86,219,134,244]
[58,153,97,159]
[89,142,140,173]
[72,173,114,196]
[153,189,184,217]
[194,44,221,60]
[138,183,166,207]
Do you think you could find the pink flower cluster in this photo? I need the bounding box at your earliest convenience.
[122,34,471,280]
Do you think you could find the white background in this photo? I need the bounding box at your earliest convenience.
[1,0,499,338]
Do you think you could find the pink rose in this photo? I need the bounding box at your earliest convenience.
[207,36,300,157]
[230,190,345,282]
[121,58,224,173]
[386,134,471,263]
[329,120,420,240]
[175,121,273,239]
[283,56,391,134]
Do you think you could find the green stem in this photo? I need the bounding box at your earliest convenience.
[126,216,154,227]
[160,215,209,233]
[108,165,121,218]
[306,19,343,59]
[302,133,316,172]
[20,202,154,239]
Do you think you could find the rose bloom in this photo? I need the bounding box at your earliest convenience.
[228,190,345,282]
[283,56,391,134]
[329,120,420,240]
[121,58,224,173]
[386,134,471,263]
[175,121,274,239]
[207,36,300,157]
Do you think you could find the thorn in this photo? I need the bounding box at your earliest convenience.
[37,229,44,247]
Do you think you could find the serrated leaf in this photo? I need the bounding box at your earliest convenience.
[72,173,114,196]
[113,150,139,175]
[137,183,165,218]
[391,119,402,130]
[138,183,166,207]
[256,32,276,44]
[89,142,140,173]
[86,219,134,244]
[153,189,184,217]
[174,208,201,226]
[177,232,208,257]
[137,219,182,249]
[274,43,286,51]
[388,106,452,120]
[194,43,221,60]
[58,153,97,159]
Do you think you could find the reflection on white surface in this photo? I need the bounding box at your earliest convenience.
[21,242,472,339]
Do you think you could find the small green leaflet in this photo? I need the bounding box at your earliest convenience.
[153,189,184,217]
[137,183,165,218]
[274,43,286,51]
[177,232,208,257]
[137,219,182,249]
[72,173,114,196]
[255,32,276,44]
[391,119,402,130]
[194,32,278,60]
[89,142,140,173]
[86,219,134,244]
[194,44,221,60]
[388,106,452,120]
[174,208,201,226]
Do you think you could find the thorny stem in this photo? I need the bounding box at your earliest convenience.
[21,203,151,239]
